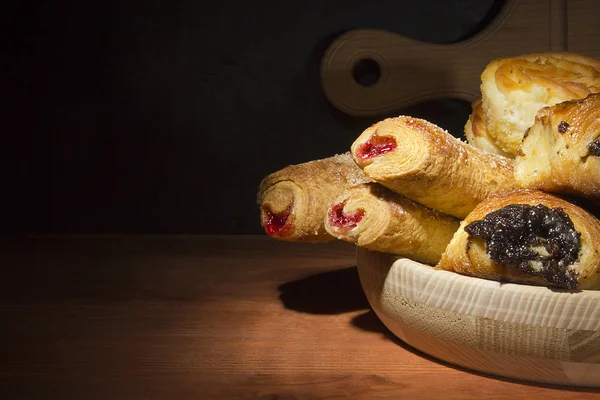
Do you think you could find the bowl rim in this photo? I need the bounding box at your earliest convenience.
[357,248,600,331]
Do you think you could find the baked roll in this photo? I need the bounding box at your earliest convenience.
[481,52,600,156]
[438,190,600,290]
[350,116,518,219]
[257,152,371,242]
[464,98,510,157]
[515,93,600,199]
[324,183,459,265]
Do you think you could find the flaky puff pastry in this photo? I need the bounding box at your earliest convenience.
[324,183,459,265]
[351,116,518,219]
[257,152,371,242]
[438,190,600,290]
[481,52,600,156]
[464,98,510,157]
[515,93,600,199]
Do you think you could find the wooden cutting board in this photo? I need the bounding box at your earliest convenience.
[320,0,600,117]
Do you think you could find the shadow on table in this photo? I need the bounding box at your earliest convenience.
[278,268,414,346]
[351,309,394,337]
[278,267,600,392]
[278,266,369,314]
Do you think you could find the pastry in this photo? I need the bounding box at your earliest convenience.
[464,98,510,157]
[257,152,371,242]
[481,52,600,155]
[438,190,600,290]
[324,183,459,265]
[350,116,518,219]
[515,93,600,199]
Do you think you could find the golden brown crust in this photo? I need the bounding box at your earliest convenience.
[515,93,600,199]
[464,98,511,157]
[438,190,600,290]
[324,183,459,265]
[257,152,371,242]
[351,116,518,219]
[481,52,600,155]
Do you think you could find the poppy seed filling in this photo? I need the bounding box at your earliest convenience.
[465,204,581,289]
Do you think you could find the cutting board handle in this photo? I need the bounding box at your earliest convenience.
[320,0,567,117]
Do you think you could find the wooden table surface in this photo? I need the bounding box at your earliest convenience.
[1,235,599,399]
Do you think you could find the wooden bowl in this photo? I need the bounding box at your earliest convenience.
[357,248,600,387]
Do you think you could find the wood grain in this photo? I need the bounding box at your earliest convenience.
[567,0,600,56]
[320,0,600,117]
[358,248,600,388]
[1,235,599,399]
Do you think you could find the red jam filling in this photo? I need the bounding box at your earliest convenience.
[263,207,293,237]
[356,134,397,160]
[328,202,365,229]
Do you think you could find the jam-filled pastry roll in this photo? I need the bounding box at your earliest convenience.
[324,183,459,265]
[464,98,510,157]
[351,116,518,219]
[481,52,600,156]
[257,152,371,242]
[438,190,600,290]
[515,93,600,199]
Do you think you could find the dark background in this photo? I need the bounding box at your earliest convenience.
[3,0,499,234]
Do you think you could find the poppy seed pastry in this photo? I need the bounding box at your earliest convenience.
[438,190,600,290]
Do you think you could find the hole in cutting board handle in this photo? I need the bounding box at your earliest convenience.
[352,58,381,87]
[320,0,574,117]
